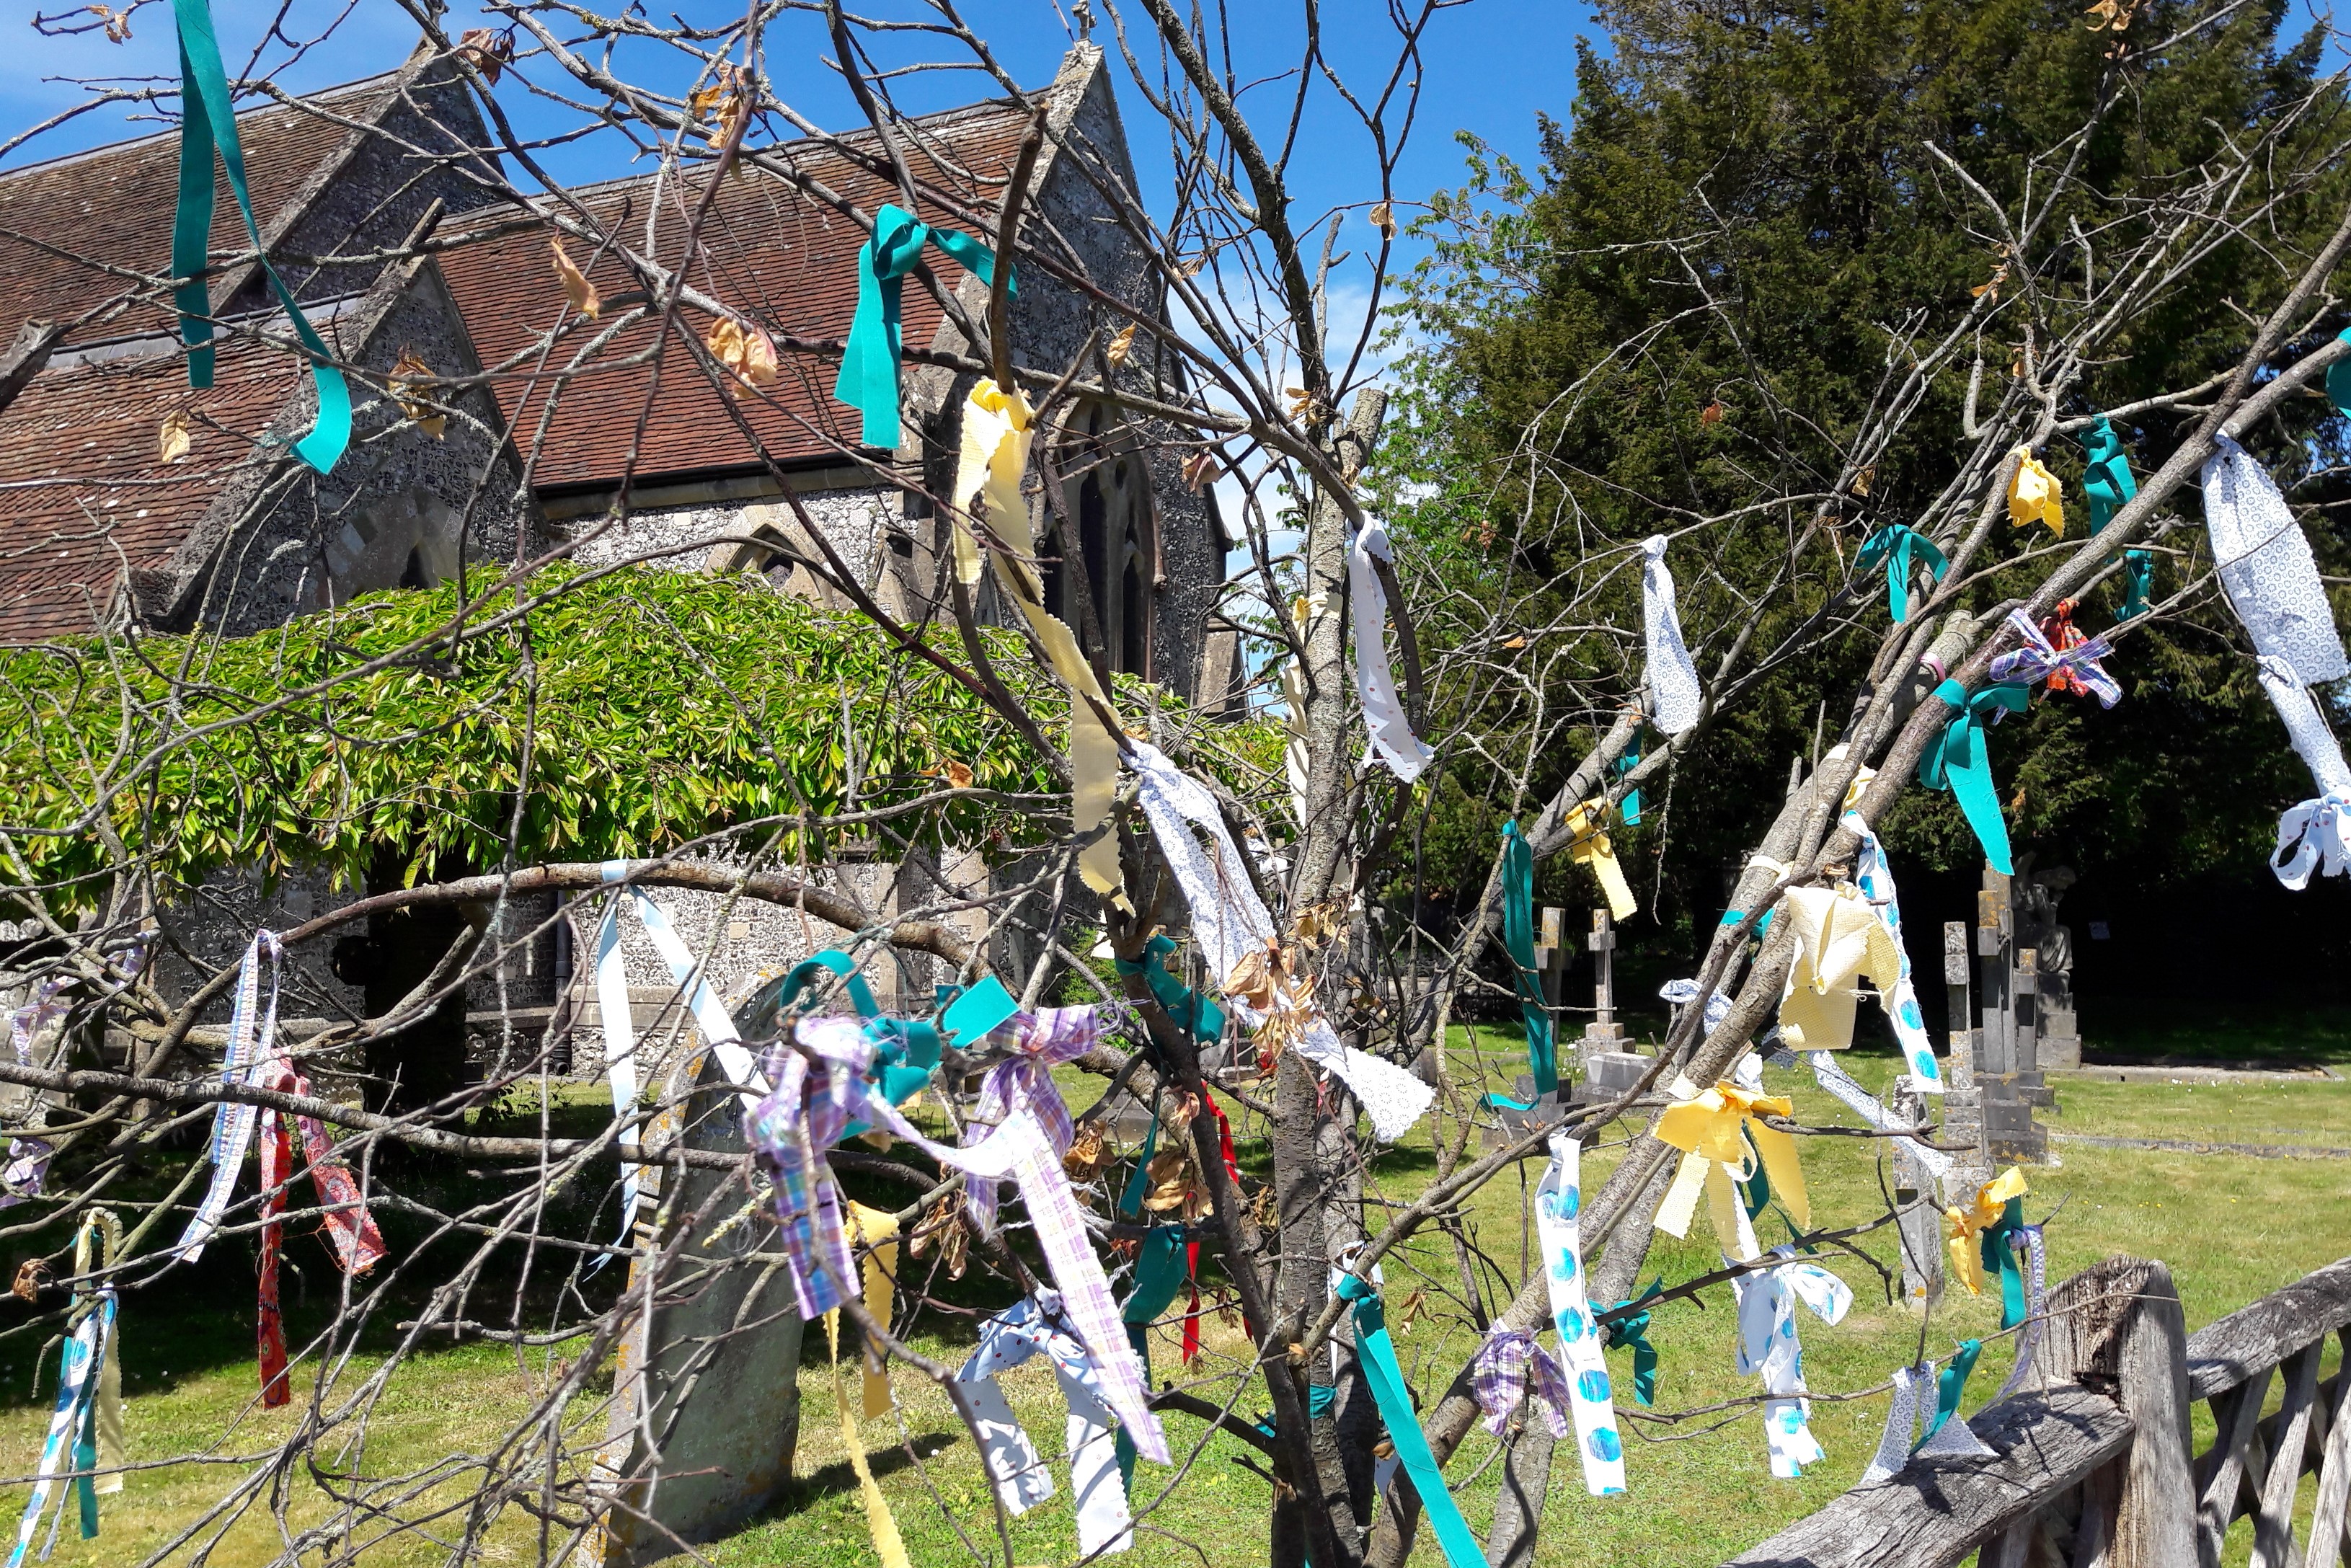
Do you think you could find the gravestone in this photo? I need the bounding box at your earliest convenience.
[1974,869,2050,1164]
[593,1045,805,1565]
[1887,1075,1944,1310]
[1574,907,1648,1104]
[1936,921,1991,1195]
[1488,908,1572,1143]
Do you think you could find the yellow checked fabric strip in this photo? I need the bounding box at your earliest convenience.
[953,380,1129,907]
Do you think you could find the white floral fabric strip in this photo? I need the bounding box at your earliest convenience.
[1350,519,1435,781]
[2202,435,2347,684]
[1642,535,1704,734]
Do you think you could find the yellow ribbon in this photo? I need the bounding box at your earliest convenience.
[846,1201,899,1419]
[1654,1082,1809,1259]
[73,1210,125,1497]
[2009,449,2066,539]
[952,379,1130,908]
[1567,799,1637,920]
[1945,1166,2030,1296]
[823,1303,911,1568]
[1778,882,1904,1051]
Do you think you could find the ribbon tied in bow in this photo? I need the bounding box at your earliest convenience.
[1918,680,2032,874]
[2008,448,2066,538]
[1566,799,1637,921]
[1472,1327,1573,1439]
[1603,1280,1662,1407]
[1856,525,1949,624]
[1655,1081,1808,1257]
[964,1005,1100,1234]
[1733,1246,1851,1478]
[749,1014,1168,1463]
[1987,605,2120,707]
[834,203,1009,447]
[1946,1166,2031,1311]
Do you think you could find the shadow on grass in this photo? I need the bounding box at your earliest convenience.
[745,1429,963,1520]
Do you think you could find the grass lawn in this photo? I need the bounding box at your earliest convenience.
[0,1016,2341,1567]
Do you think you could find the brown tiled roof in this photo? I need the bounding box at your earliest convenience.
[435,97,1035,491]
[0,333,301,642]
[0,75,400,350]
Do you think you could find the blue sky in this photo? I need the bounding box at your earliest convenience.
[3,0,1578,257]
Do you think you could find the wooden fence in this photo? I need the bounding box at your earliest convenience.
[1726,1253,2351,1567]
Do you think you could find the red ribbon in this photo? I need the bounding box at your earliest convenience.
[253,1060,387,1405]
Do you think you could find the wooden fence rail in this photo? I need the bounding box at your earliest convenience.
[1726,1254,2351,1568]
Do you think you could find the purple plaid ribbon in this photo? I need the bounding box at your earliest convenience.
[964,1006,1099,1235]
[748,1015,1169,1465]
[1471,1326,1574,1439]
[1987,608,2121,708]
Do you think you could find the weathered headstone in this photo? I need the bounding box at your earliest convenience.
[1575,907,1647,1104]
[1975,868,2049,1164]
[593,1047,804,1565]
[1887,1075,1944,1310]
[1937,921,1991,1195]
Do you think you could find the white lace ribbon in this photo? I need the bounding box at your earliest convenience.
[1127,743,1433,1140]
[2202,436,2348,684]
[1642,535,1704,734]
[1859,1363,1926,1485]
[174,931,283,1262]
[2254,656,2351,890]
[1350,520,1435,781]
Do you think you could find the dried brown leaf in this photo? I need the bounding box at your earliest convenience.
[550,238,600,321]
[1104,323,1137,370]
[457,27,510,83]
[159,408,191,465]
[1369,200,1395,238]
[389,347,445,440]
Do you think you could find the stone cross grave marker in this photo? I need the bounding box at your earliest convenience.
[1575,907,1650,1104]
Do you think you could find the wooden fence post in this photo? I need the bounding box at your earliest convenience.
[2042,1256,2198,1568]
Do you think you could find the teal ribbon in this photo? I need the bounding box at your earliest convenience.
[2116,550,2154,621]
[2084,418,2155,621]
[1500,823,1558,1099]
[1115,936,1225,1045]
[2327,326,2351,419]
[770,952,939,1121]
[1334,1275,1484,1568]
[1719,905,1774,937]
[1916,1339,1983,1448]
[1603,1280,1662,1406]
[1118,1105,1159,1220]
[833,203,1009,448]
[1917,680,2032,874]
[1117,1227,1192,1492]
[2081,417,2136,535]
[1616,748,1642,826]
[1982,1197,2028,1330]
[169,0,349,474]
[1856,525,1949,624]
